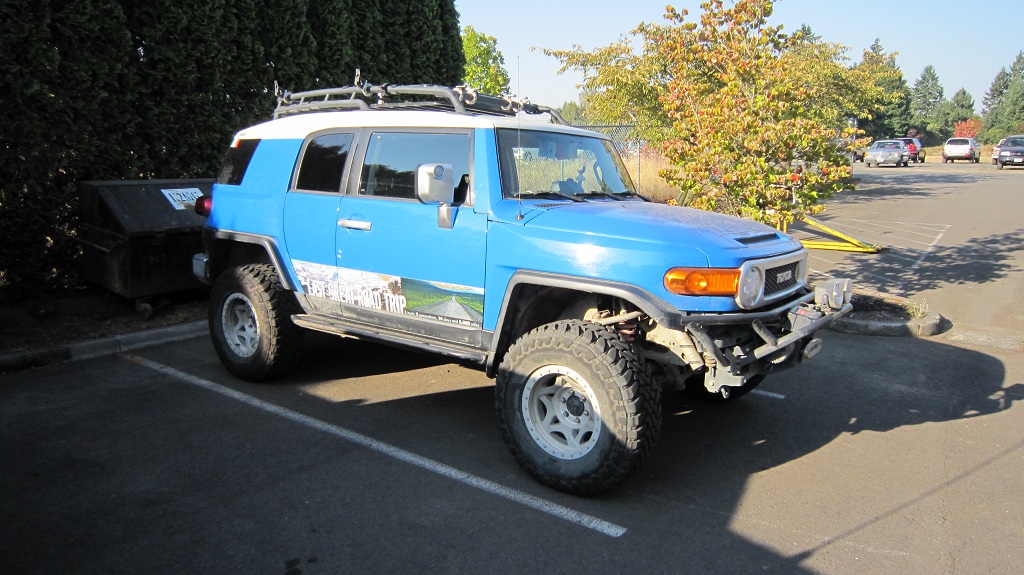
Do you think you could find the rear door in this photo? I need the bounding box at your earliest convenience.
[282,131,354,313]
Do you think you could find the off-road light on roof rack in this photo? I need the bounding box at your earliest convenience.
[273,75,566,124]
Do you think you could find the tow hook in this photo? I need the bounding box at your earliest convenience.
[802,338,823,360]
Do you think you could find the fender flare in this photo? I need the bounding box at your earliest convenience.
[484,270,680,376]
[205,229,299,291]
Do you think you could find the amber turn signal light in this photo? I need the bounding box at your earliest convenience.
[664,268,740,296]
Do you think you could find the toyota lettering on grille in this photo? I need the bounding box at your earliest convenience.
[776,270,793,283]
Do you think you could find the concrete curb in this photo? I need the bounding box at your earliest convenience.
[0,321,208,373]
[828,310,946,338]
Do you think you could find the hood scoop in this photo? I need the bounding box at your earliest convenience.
[734,232,781,245]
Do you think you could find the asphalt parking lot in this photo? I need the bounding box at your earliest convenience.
[2,161,1023,574]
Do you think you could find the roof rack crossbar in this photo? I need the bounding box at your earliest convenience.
[273,80,566,124]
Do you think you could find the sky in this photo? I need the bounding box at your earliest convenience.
[454,0,1022,113]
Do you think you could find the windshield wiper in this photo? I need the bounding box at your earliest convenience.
[516,190,583,202]
[574,190,646,201]
[573,190,619,200]
[612,190,649,201]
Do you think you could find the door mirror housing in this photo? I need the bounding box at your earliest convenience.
[416,163,455,204]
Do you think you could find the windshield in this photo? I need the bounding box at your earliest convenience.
[871,141,902,149]
[496,128,638,200]
[1004,138,1024,147]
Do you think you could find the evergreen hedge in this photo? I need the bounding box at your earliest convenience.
[0,0,464,299]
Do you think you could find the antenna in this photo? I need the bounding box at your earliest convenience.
[515,56,524,221]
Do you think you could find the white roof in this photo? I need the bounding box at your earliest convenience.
[234,110,602,141]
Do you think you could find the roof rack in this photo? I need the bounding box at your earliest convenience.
[273,72,567,125]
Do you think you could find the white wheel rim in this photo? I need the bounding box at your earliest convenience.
[221,293,259,358]
[521,365,602,460]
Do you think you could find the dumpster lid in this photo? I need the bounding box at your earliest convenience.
[81,179,211,235]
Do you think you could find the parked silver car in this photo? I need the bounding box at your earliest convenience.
[864,140,909,167]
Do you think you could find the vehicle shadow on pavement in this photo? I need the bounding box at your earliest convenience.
[627,331,1019,571]
[2,332,1017,574]
[272,329,1021,572]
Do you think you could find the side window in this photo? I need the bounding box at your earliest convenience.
[216,139,260,185]
[294,133,354,193]
[358,132,470,200]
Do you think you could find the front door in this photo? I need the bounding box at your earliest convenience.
[333,130,487,341]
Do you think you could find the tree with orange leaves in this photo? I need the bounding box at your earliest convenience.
[546,0,886,228]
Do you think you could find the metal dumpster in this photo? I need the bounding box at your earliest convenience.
[78,179,211,316]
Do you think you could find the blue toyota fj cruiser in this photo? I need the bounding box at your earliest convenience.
[193,81,852,495]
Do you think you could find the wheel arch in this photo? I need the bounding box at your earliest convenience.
[484,270,677,377]
[206,230,298,291]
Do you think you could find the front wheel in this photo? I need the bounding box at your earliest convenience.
[495,320,662,495]
[209,264,304,381]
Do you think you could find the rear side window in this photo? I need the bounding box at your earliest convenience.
[295,133,354,192]
[216,139,260,185]
[358,132,470,199]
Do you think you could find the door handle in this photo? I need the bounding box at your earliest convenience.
[339,219,371,231]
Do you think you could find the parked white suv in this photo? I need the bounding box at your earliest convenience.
[942,137,981,163]
[992,138,1006,165]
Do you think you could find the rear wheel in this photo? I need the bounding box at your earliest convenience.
[496,320,661,495]
[209,264,304,381]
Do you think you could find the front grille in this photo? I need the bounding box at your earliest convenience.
[764,261,800,296]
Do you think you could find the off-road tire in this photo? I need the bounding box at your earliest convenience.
[495,320,662,495]
[209,264,304,381]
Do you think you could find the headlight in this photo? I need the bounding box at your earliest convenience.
[737,267,764,308]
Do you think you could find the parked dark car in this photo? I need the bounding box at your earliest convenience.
[995,135,1024,170]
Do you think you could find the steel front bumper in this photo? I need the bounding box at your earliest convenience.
[646,279,854,391]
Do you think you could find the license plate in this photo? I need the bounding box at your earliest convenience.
[1015,158,1023,163]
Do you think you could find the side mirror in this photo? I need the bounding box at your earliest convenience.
[416,163,455,205]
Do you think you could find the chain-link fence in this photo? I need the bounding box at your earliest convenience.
[573,124,677,202]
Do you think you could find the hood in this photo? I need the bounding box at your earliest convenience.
[493,199,801,260]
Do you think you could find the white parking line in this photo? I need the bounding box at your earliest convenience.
[751,389,786,399]
[122,354,628,539]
